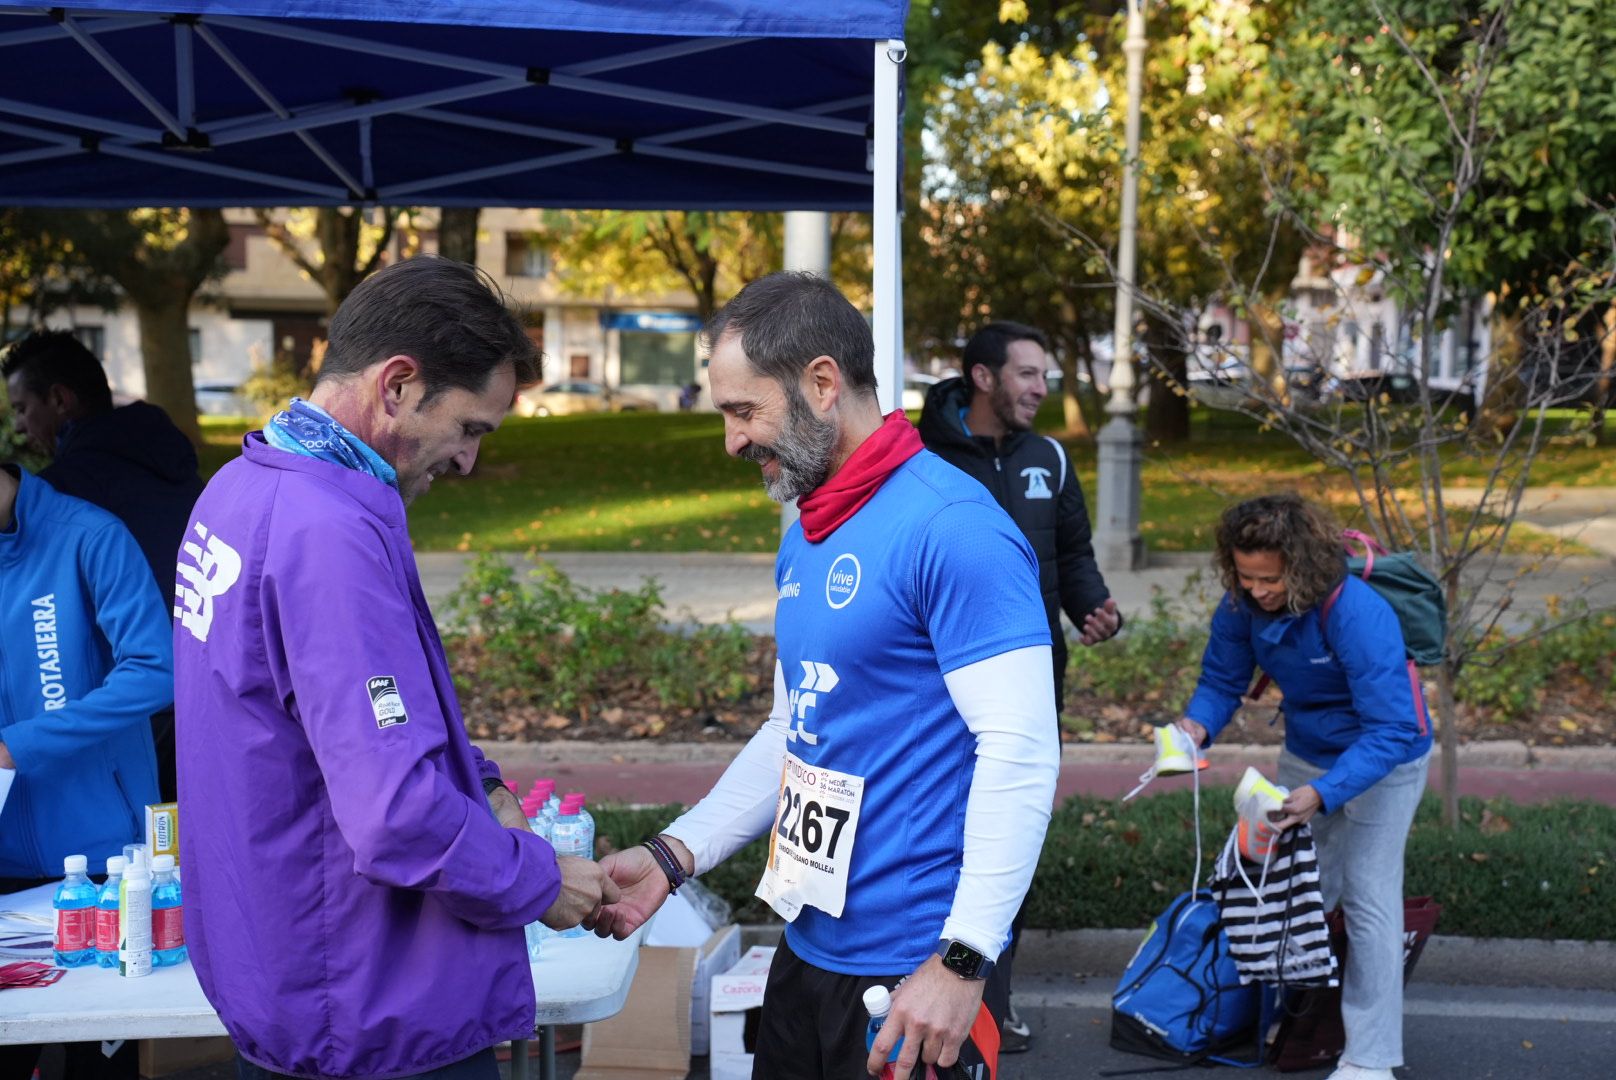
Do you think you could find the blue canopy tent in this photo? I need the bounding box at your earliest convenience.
[0,1,909,403]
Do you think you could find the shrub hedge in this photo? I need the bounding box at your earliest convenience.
[591,792,1614,941]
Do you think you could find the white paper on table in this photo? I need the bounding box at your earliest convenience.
[0,766,12,816]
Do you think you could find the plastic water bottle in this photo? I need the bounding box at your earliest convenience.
[550,796,595,939]
[562,792,595,858]
[52,855,98,967]
[863,985,937,1079]
[119,859,153,978]
[150,854,187,967]
[96,856,126,968]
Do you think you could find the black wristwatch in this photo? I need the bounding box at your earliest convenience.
[934,939,995,981]
[481,776,509,798]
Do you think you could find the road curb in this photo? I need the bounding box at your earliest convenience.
[734,925,1616,991]
[477,739,1616,773]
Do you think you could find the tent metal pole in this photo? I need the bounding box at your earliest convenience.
[96,141,350,199]
[379,146,615,199]
[0,13,159,50]
[174,21,195,131]
[634,144,868,188]
[0,94,159,141]
[641,95,871,147]
[556,36,757,77]
[204,76,530,146]
[359,116,374,194]
[871,38,905,415]
[0,145,78,168]
[57,12,186,140]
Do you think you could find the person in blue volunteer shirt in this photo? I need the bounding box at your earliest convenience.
[588,272,1061,1080]
[1175,495,1433,1080]
[0,460,171,1080]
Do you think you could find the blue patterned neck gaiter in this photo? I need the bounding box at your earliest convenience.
[264,398,399,490]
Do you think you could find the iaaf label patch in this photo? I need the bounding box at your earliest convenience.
[367,676,408,728]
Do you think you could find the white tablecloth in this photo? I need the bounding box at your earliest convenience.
[0,883,642,1044]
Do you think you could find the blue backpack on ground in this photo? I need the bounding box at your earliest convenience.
[1108,890,1265,1072]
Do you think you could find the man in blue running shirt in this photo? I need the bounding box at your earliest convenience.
[590,273,1060,1080]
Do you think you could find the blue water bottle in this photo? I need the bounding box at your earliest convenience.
[52,855,98,967]
[150,854,188,966]
[96,856,126,968]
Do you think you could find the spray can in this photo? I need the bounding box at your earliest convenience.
[119,858,153,978]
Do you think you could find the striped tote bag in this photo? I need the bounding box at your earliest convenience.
[1210,824,1339,989]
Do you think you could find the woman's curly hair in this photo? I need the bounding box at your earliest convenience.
[1214,495,1346,615]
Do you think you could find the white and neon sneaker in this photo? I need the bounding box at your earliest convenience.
[1325,1063,1396,1080]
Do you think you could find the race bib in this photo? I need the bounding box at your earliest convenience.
[755,752,864,922]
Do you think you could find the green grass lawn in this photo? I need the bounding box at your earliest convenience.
[197,406,1614,553]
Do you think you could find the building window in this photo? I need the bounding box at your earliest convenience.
[71,325,106,361]
[505,234,551,278]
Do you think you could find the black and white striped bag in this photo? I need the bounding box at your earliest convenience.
[1210,824,1339,988]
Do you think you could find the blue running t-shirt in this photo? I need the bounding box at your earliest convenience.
[769,449,1049,975]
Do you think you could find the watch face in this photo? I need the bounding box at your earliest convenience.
[943,941,984,977]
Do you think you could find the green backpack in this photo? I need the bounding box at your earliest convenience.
[1328,530,1447,666]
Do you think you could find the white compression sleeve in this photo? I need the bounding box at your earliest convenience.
[662,660,789,875]
[939,645,1060,959]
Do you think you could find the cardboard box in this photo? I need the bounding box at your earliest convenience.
[575,945,695,1080]
[577,919,741,1077]
[708,946,775,1080]
[144,803,179,864]
[138,1036,234,1077]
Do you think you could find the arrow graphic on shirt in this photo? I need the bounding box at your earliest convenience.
[798,661,839,693]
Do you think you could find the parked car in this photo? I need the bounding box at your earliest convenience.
[901,372,941,411]
[1336,370,1476,417]
[514,381,658,417]
[195,381,252,417]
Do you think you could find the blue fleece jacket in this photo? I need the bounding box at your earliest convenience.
[0,467,172,879]
[1185,575,1432,812]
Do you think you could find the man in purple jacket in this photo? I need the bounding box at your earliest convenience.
[174,256,617,1080]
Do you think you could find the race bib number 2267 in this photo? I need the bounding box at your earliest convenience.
[755,752,864,922]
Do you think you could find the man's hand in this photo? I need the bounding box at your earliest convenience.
[587,836,691,940]
[1077,598,1122,646]
[0,741,13,770]
[865,955,985,1077]
[541,856,622,930]
[487,784,530,832]
[1174,717,1208,749]
[1268,784,1323,831]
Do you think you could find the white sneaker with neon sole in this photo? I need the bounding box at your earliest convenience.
[1325,1063,1396,1080]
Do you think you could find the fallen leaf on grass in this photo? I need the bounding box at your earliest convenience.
[541,714,571,731]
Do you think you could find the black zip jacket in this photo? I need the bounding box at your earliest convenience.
[918,377,1113,694]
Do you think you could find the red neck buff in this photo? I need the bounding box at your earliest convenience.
[796,411,924,543]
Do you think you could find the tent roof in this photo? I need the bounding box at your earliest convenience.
[0,2,907,208]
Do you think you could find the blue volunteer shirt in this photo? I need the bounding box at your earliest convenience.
[771,450,1049,975]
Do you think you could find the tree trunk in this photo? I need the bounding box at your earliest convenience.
[438,207,481,265]
[1248,303,1289,407]
[1592,301,1616,439]
[316,208,364,316]
[1436,660,1460,830]
[1143,315,1190,443]
[1474,308,1524,438]
[135,291,202,446]
[1052,337,1092,439]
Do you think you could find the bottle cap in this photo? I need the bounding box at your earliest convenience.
[152,854,177,872]
[564,791,586,807]
[862,984,892,1018]
[560,795,582,814]
[64,854,88,874]
[106,856,127,875]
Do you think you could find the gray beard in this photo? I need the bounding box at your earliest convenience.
[740,385,839,503]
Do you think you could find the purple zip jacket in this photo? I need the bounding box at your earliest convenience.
[174,434,562,1079]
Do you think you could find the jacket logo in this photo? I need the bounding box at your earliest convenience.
[1021,466,1054,500]
[779,565,800,600]
[30,594,67,712]
[367,676,408,728]
[175,522,242,643]
[786,661,839,745]
[825,554,861,610]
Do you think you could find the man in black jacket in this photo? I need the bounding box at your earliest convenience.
[918,320,1121,1051]
[5,329,203,802]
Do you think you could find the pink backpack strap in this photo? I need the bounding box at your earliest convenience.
[1341,529,1383,578]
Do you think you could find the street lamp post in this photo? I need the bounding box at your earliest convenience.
[1094,0,1147,573]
